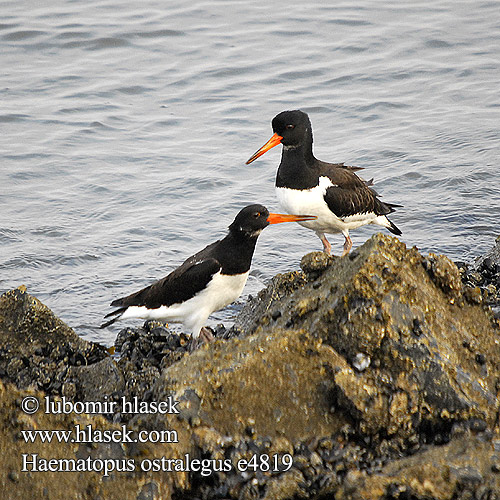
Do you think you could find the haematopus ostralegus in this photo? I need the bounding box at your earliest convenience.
[246,110,402,256]
[101,204,315,347]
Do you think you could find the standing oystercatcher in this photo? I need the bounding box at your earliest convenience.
[246,110,402,256]
[101,204,315,347]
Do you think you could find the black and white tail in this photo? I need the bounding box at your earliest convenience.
[100,307,127,328]
[387,218,402,236]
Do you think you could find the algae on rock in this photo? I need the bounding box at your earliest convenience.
[0,286,108,392]
[236,235,499,445]
[1,234,500,500]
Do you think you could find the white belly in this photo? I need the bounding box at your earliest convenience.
[120,271,249,338]
[276,179,345,234]
[276,177,386,235]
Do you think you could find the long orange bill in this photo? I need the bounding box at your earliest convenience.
[246,133,283,164]
[267,213,317,224]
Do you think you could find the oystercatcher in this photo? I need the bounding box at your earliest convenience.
[101,204,315,347]
[246,110,402,256]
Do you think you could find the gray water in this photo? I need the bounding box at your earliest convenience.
[1,0,499,344]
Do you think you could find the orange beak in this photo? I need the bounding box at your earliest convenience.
[267,213,317,224]
[246,133,283,164]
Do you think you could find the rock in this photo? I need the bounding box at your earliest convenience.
[0,286,108,393]
[121,235,500,498]
[300,251,336,280]
[2,234,500,499]
[0,378,187,500]
[232,270,307,336]
[336,430,500,499]
[65,357,125,402]
[422,253,463,302]
[149,329,348,440]
[459,235,500,317]
[115,322,189,372]
[111,323,192,422]
[474,235,500,276]
[241,235,499,446]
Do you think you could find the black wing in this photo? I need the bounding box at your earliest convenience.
[100,257,221,329]
[101,239,224,328]
[318,161,400,219]
[324,185,394,219]
[109,257,222,310]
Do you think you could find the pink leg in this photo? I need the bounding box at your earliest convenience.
[341,234,352,257]
[319,233,332,255]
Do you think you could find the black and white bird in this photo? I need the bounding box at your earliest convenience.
[246,110,402,256]
[101,204,315,346]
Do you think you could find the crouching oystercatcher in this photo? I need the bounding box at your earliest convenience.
[101,204,315,348]
[246,110,402,256]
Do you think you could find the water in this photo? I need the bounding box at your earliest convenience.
[1,0,499,345]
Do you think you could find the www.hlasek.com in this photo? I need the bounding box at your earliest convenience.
[21,423,179,445]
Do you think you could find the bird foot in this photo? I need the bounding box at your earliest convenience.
[189,327,215,352]
[200,327,215,344]
[341,235,352,257]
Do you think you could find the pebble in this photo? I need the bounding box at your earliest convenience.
[352,352,371,372]
[8,470,19,483]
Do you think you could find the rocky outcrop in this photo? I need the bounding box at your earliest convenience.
[235,236,499,445]
[335,427,500,500]
[1,234,499,499]
[0,286,108,392]
[0,379,186,500]
[459,234,500,319]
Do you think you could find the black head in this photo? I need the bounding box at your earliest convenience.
[229,204,270,239]
[271,110,313,147]
[228,204,318,239]
[246,109,314,164]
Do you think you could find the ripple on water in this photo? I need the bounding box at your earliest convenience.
[0,114,31,123]
[54,30,93,40]
[1,0,499,342]
[2,253,101,271]
[86,37,130,50]
[0,229,23,244]
[2,30,48,41]
[127,29,184,38]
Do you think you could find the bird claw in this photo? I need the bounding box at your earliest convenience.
[341,235,353,257]
[189,327,215,352]
[200,327,215,343]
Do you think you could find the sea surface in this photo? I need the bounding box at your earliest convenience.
[1,0,499,344]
